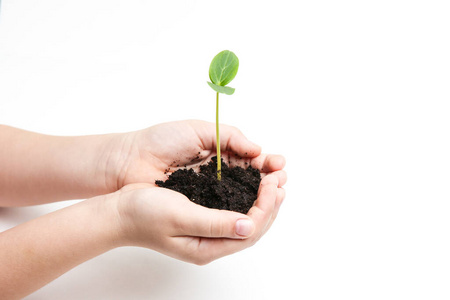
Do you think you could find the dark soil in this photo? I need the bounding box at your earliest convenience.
[155,156,261,214]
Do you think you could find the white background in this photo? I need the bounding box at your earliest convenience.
[1,0,449,299]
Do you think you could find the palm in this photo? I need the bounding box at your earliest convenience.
[123,121,211,186]
[113,120,287,265]
[117,120,278,188]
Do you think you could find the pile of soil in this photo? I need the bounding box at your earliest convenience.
[155,156,261,214]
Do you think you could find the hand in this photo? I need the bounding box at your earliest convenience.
[106,120,287,264]
[0,120,284,206]
[107,120,286,189]
[114,170,286,265]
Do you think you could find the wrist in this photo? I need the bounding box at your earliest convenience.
[108,184,156,248]
[98,131,141,194]
[86,192,127,250]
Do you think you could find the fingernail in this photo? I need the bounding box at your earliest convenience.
[235,219,254,237]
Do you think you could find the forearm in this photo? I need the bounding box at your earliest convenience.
[0,194,122,299]
[0,125,124,206]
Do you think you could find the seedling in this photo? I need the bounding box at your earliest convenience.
[207,50,239,181]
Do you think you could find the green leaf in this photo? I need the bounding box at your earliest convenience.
[207,81,235,95]
[209,50,239,87]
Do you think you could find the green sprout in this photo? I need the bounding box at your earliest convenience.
[207,50,239,181]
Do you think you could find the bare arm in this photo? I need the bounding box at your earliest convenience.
[0,120,266,207]
[0,194,120,299]
[0,121,286,298]
[0,173,285,299]
[0,125,122,206]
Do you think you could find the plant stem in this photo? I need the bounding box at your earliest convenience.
[216,92,221,181]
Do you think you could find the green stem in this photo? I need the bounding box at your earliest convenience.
[216,92,221,181]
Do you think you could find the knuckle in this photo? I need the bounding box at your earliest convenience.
[232,126,243,136]
[209,215,227,238]
[191,251,215,266]
[183,238,216,266]
[193,256,213,266]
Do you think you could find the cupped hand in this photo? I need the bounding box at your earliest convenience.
[108,120,286,189]
[115,170,286,265]
[105,120,287,264]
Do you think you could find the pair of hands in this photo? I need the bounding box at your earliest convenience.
[103,120,287,264]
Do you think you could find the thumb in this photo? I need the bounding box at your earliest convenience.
[177,202,255,239]
[193,121,261,158]
[220,124,262,158]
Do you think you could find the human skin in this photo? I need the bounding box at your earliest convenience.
[0,120,286,205]
[0,120,287,299]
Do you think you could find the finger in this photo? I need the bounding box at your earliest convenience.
[186,175,280,263]
[247,174,279,238]
[193,121,261,158]
[262,187,286,236]
[173,201,255,239]
[221,125,262,158]
[276,188,286,212]
[169,236,246,265]
[250,154,286,174]
[265,170,288,187]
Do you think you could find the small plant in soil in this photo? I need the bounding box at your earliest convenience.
[207,50,239,180]
[155,50,261,214]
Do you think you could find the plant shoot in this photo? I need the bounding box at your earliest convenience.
[207,50,239,181]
